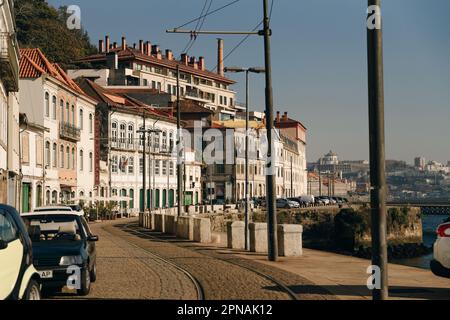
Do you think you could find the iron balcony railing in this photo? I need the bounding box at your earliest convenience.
[0,32,20,92]
[60,122,81,141]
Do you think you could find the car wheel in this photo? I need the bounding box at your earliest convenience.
[24,279,41,300]
[90,264,97,283]
[77,268,91,296]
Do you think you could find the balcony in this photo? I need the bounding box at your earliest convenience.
[60,122,81,141]
[0,32,20,92]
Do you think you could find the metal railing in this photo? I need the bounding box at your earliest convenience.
[60,122,81,141]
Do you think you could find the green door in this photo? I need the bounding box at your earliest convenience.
[147,190,151,209]
[139,189,144,212]
[195,192,199,205]
[162,190,167,208]
[184,192,193,206]
[22,183,31,213]
[155,189,160,208]
[129,189,134,209]
[169,190,174,207]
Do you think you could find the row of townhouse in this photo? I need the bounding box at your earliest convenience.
[1,0,21,208]
[18,48,96,212]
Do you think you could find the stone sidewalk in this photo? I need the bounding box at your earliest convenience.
[210,231,450,300]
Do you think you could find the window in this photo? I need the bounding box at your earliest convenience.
[169,161,174,176]
[72,148,76,169]
[52,143,57,168]
[139,157,143,174]
[45,92,50,117]
[89,152,93,172]
[66,102,69,122]
[154,132,160,149]
[0,211,18,243]
[60,145,64,168]
[128,124,134,147]
[79,109,83,129]
[111,122,118,144]
[71,105,75,126]
[169,132,174,152]
[89,114,93,134]
[45,141,51,167]
[155,160,160,175]
[128,157,134,174]
[152,81,156,89]
[66,146,70,169]
[120,156,127,173]
[224,96,228,105]
[162,161,167,176]
[52,96,57,120]
[60,99,64,122]
[162,131,167,150]
[79,150,84,171]
[119,123,126,145]
[112,155,118,173]
[167,84,172,93]
[138,126,144,147]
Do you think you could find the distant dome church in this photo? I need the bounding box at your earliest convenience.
[319,150,339,165]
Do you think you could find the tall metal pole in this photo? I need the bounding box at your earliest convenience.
[291,157,293,197]
[263,0,278,261]
[142,113,147,213]
[176,65,183,217]
[244,70,250,251]
[149,131,153,212]
[367,0,388,300]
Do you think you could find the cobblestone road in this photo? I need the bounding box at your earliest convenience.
[49,218,330,300]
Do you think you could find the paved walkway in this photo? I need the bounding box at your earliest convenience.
[210,231,450,300]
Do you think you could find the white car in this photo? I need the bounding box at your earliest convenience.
[430,222,450,278]
[0,205,41,300]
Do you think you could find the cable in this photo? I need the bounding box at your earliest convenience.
[184,0,213,54]
[175,0,241,30]
[212,0,274,72]
[181,0,210,54]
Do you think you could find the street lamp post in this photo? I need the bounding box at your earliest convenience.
[224,67,265,251]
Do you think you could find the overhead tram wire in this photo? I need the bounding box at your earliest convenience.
[185,0,213,54]
[211,0,274,73]
[181,0,210,54]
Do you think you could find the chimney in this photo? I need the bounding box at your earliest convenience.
[283,112,288,122]
[113,42,117,49]
[98,39,105,53]
[166,49,173,61]
[105,35,110,53]
[217,38,224,76]
[189,56,198,69]
[145,42,151,56]
[133,43,136,49]
[139,40,144,54]
[151,45,160,55]
[121,36,127,50]
[156,50,162,60]
[181,53,189,66]
[276,111,280,123]
[198,57,205,71]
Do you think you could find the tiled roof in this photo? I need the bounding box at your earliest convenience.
[75,47,236,85]
[76,78,176,122]
[19,48,85,95]
[169,100,214,114]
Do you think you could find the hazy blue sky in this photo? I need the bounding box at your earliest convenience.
[48,0,450,163]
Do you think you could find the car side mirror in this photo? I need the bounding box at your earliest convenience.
[0,240,8,250]
[88,235,99,242]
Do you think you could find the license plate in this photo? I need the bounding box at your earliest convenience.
[38,270,53,279]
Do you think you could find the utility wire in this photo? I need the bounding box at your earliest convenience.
[212,0,274,72]
[181,0,210,54]
[175,0,241,30]
[185,0,213,54]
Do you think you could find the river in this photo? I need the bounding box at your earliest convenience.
[392,214,450,269]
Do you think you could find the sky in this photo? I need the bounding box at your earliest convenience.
[48,0,450,164]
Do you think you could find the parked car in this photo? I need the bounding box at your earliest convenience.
[21,211,98,296]
[316,196,330,205]
[430,222,450,278]
[33,205,73,213]
[298,195,315,206]
[276,198,300,209]
[0,205,41,300]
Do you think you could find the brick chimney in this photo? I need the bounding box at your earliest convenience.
[189,56,198,69]
[139,40,144,54]
[276,111,280,123]
[113,42,118,49]
[98,39,105,53]
[166,49,173,61]
[181,53,189,66]
[151,45,160,55]
[217,38,224,76]
[144,42,151,56]
[121,36,127,50]
[105,35,110,53]
[283,112,288,122]
[198,57,205,71]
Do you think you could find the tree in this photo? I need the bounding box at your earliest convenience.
[15,0,97,69]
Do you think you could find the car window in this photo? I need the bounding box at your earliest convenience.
[0,211,19,243]
[34,207,72,212]
[22,215,83,242]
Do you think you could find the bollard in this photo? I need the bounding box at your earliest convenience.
[249,222,268,253]
[193,218,211,243]
[176,216,194,240]
[226,221,245,250]
[277,224,303,257]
